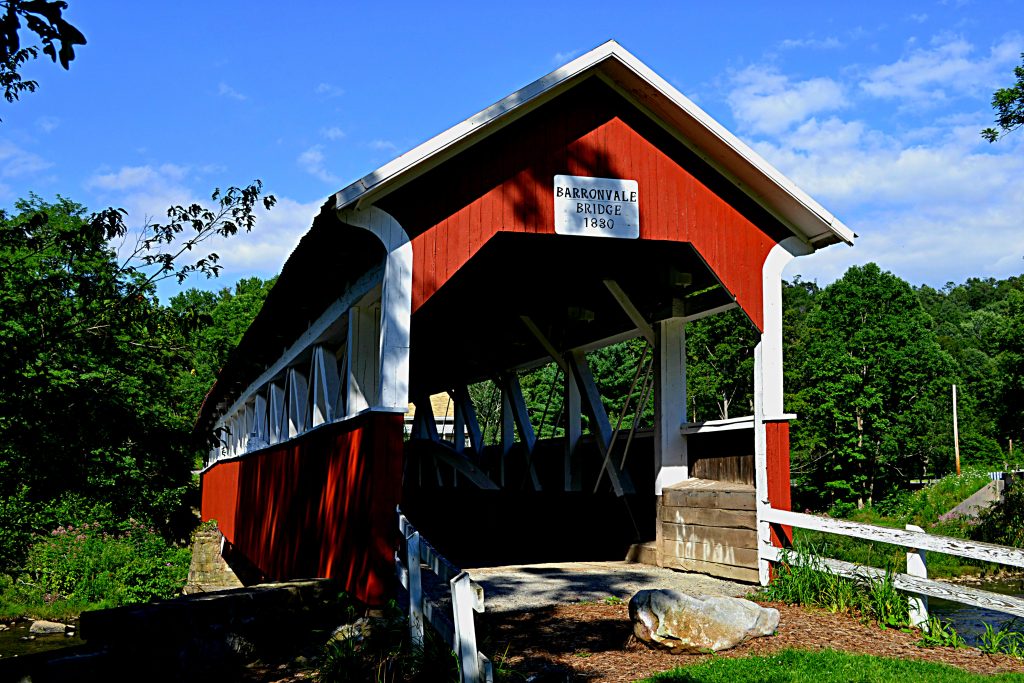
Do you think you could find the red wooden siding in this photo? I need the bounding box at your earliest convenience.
[201,459,240,542]
[200,412,403,605]
[380,79,787,331]
[766,421,793,547]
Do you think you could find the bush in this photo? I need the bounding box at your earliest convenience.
[1,517,190,616]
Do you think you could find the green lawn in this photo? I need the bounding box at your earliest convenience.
[639,648,1024,683]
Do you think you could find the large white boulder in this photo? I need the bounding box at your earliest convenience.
[629,589,778,653]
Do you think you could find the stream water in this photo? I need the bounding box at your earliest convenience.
[0,618,83,660]
[929,579,1024,645]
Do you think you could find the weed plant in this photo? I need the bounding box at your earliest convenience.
[918,616,966,649]
[979,621,1024,657]
[316,600,459,683]
[763,544,909,628]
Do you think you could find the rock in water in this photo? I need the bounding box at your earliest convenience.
[629,589,778,653]
[29,620,67,635]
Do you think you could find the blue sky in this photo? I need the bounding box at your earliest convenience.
[2,1,1023,295]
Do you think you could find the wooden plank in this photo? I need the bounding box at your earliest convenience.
[666,478,755,492]
[566,350,633,496]
[662,488,756,511]
[428,443,501,491]
[661,522,757,549]
[662,539,759,569]
[763,507,1024,569]
[763,546,1024,619]
[603,280,655,344]
[422,596,456,649]
[691,453,754,486]
[661,555,760,583]
[660,506,756,530]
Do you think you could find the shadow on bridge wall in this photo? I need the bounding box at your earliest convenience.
[200,412,403,605]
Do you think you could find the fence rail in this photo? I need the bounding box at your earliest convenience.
[396,509,493,683]
[761,505,1024,624]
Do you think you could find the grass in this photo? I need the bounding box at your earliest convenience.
[762,543,910,629]
[640,648,1024,682]
[798,469,999,578]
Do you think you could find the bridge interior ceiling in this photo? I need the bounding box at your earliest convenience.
[409,232,734,395]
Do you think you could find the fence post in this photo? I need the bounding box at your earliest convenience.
[906,524,929,627]
[451,572,482,683]
[407,530,425,647]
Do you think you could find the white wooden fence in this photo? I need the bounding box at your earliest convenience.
[760,505,1024,625]
[396,510,494,683]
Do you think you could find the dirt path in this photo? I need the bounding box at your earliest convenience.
[467,561,749,613]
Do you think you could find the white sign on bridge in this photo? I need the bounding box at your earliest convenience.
[554,175,639,239]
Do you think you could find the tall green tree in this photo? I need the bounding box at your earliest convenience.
[791,264,956,509]
[170,276,275,417]
[685,308,758,422]
[0,186,273,570]
[996,289,1024,445]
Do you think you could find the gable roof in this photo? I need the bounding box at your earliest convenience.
[333,40,854,249]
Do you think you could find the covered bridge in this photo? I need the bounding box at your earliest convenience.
[197,41,854,605]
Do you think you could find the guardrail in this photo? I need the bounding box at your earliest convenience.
[396,509,493,683]
[760,506,1024,625]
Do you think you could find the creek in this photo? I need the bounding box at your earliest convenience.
[0,618,82,660]
[929,578,1024,645]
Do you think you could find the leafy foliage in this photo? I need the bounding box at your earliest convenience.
[790,264,957,508]
[974,476,1024,548]
[0,188,273,572]
[0,514,189,618]
[982,53,1024,142]
[1,0,86,106]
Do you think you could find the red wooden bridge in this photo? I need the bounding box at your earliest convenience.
[196,40,853,605]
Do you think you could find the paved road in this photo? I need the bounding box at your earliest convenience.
[465,561,752,613]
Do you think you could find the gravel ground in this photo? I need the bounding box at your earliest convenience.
[466,561,751,612]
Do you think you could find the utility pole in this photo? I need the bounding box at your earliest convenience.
[953,384,961,476]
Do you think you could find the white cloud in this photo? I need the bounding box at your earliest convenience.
[727,65,847,135]
[553,49,582,64]
[218,82,248,101]
[36,116,60,133]
[720,36,1024,288]
[368,139,399,154]
[315,82,345,97]
[0,140,53,178]
[211,196,320,273]
[87,166,158,190]
[749,107,1024,286]
[908,13,929,24]
[297,145,340,184]
[860,34,1022,103]
[321,126,345,141]
[778,36,844,50]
